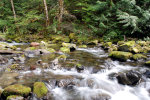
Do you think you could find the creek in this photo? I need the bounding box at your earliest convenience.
[0,42,150,100]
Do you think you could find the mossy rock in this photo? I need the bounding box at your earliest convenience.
[142,46,150,53]
[137,41,147,46]
[57,55,67,61]
[132,54,147,60]
[69,33,76,40]
[2,84,31,97]
[131,45,143,54]
[33,82,48,98]
[108,45,118,52]
[109,51,133,61]
[63,37,70,43]
[60,47,70,53]
[87,40,98,45]
[10,64,20,70]
[6,95,24,100]
[25,47,37,51]
[46,48,55,53]
[78,45,87,48]
[62,43,76,48]
[145,61,150,67]
[118,41,136,52]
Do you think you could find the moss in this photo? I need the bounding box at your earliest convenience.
[0,88,3,96]
[109,51,133,61]
[60,47,70,53]
[63,37,70,43]
[78,45,87,48]
[137,41,147,46]
[6,95,23,100]
[145,61,150,66]
[87,40,98,45]
[10,64,20,70]
[30,47,36,50]
[46,48,55,53]
[118,41,136,52]
[69,33,75,40]
[57,55,67,60]
[33,82,48,98]
[2,84,31,97]
[62,43,76,48]
[133,54,147,60]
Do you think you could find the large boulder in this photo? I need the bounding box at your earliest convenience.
[109,51,133,61]
[33,82,48,98]
[118,41,135,52]
[132,54,147,61]
[2,84,31,97]
[116,71,141,86]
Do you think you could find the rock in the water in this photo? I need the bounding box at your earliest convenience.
[60,47,70,53]
[30,42,40,47]
[76,63,84,72]
[145,61,150,67]
[2,84,31,97]
[6,95,24,100]
[144,70,150,78]
[78,45,87,48]
[0,55,8,65]
[132,54,147,61]
[118,41,135,52]
[116,71,141,86]
[109,51,133,61]
[33,82,48,98]
[62,42,76,51]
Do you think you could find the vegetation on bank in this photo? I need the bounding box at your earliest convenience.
[0,0,150,42]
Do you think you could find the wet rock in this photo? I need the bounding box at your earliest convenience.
[137,41,147,47]
[0,73,19,87]
[6,95,24,100]
[0,55,8,65]
[76,63,84,72]
[30,42,40,47]
[102,42,112,50]
[69,33,76,40]
[2,84,31,97]
[116,71,141,86]
[109,51,133,61]
[132,54,147,61]
[145,61,150,67]
[60,47,70,53]
[62,42,76,51]
[57,55,67,61]
[30,65,37,70]
[108,45,118,52]
[118,41,135,52]
[33,82,48,98]
[144,70,150,78]
[10,64,21,70]
[78,45,87,48]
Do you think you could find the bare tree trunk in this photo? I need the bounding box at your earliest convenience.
[58,0,64,30]
[10,0,16,20]
[43,0,50,27]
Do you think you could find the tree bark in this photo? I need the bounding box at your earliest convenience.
[58,0,64,30]
[10,0,16,20]
[43,0,50,27]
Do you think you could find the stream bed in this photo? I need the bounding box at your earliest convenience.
[0,42,150,100]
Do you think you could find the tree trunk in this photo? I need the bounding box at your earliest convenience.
[58,0,64,30]
[10,0,16,20]
[43,0,50,27]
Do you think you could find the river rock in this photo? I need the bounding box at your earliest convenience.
[145,61,150,67]
[30,42,40,47]
[116,71,141,86]
[60,47,70,53]
[62,42,76,51]
[0,55,8,65]
[144,70,150,78]
[132,54,147,61]
[78,45,87,48]
[33,82,48,98]
[76,63,84,72]
[118,41,136,52]
[6,95,24,100]
[0,87,3,96]
[87,40,98,45]
[109,51,133,61]
[102,42,112,50]
[2,84,31,97]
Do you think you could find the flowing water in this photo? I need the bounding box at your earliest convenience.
[0,42,150,100]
